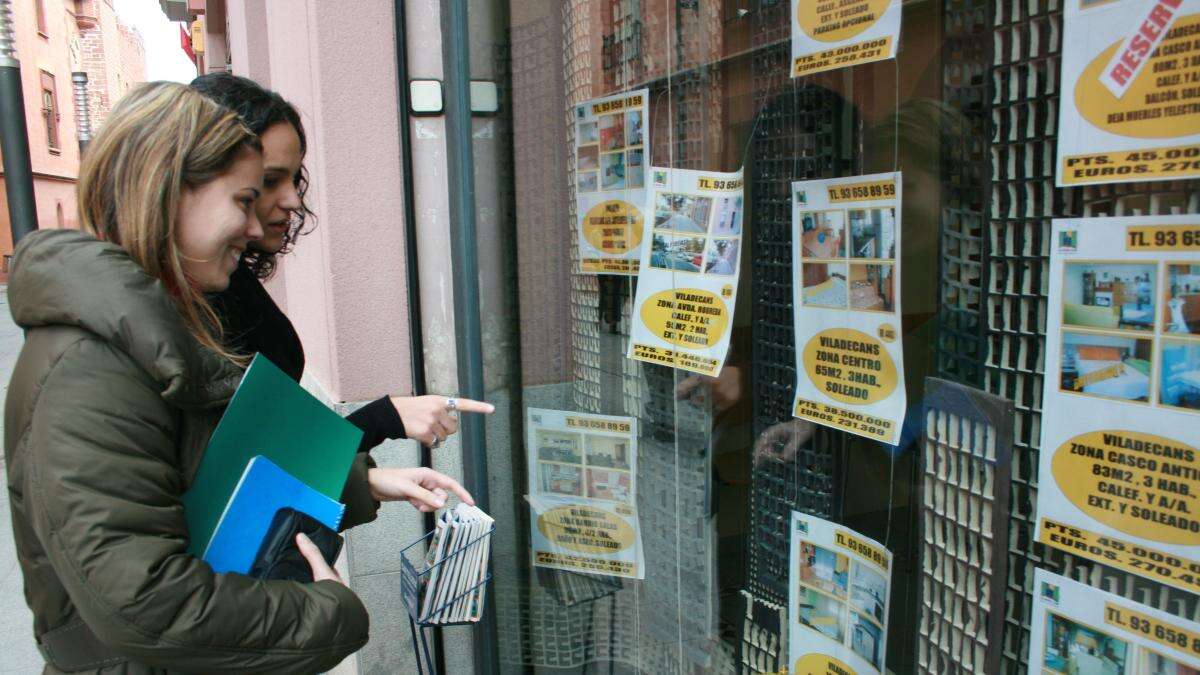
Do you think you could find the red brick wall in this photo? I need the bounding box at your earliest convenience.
[77,0,145,132]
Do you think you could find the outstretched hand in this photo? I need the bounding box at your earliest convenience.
[367,466,474,512]
[390,395,495,448]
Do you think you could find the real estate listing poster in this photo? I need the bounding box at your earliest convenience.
[790,173,906,445]
[790,0,901,77]
[788,511,892,675]
[1036,216,1200,594]
[1029,568,1200,675]
[525,407,643,579]
[575,89,649,275]
[1057,0,1200,186]
[627,167,744,376]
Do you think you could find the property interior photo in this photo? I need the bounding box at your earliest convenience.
[1160,340,1200,412]
[802,262,848,308]
[1043,613,1128,675]
[1060,332,1152,403]
[1063,263,1156,331]
[849,264,895,312]
[1165,264,1200,336]
[800,211,845,259]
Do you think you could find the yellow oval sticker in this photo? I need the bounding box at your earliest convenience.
[639,288,730,349]
[583,200,644,255]
[803,328,897,405]
[536,504,636,555]
[797,0,890,43]
[794,654,856,675]
[1075,13,1200,139]
[1052,430,1200,546]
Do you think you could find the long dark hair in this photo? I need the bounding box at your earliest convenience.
[190,73,314,279]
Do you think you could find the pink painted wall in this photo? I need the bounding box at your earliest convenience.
[245,0,413,402]
[8,0,82,176]
[201,0,227,73]
[218,0,285,311]
[226,0,269,84]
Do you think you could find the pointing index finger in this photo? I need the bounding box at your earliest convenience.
[437,474,475,506]
[450,398,495,414]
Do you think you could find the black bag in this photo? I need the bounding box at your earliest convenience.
[248,507,344,582]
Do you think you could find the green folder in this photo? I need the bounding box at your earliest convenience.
[183,354,364,557]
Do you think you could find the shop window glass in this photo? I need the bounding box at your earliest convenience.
[472,1,1200,672]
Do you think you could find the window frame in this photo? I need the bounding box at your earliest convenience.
[40,71,60,154]
[34,0,47,37]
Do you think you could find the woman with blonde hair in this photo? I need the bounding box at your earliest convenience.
[4,81,367,673]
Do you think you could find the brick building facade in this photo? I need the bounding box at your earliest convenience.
[0,0,145,273]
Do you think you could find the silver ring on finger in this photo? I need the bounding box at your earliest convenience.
[445,397,458,413]
[431,435,443,449]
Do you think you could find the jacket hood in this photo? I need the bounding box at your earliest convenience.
[7,229,241,407]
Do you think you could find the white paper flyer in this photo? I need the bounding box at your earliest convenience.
[627,167,745,377]
[1029,568,1200,675]
[1057,0,1200,186]
[790,173,906,445]
[574,89,649,275]
[790,0,901,78]
[1035,216,1200,594]
[788,511,892,675]
[525,407,643,579]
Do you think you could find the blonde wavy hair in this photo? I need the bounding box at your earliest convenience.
[77,81,261,361]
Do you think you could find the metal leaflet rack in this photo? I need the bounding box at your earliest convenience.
[400,525,496,675]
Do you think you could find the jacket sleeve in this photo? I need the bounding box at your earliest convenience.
[338,452,380,530]
[337,397,408,530]
[25,340,369,674]
[345,396,407,452]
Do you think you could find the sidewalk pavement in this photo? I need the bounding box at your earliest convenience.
[0,288,44,673]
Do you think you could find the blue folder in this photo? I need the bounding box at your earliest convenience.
[202,456,346,575]
[184,354,362,558]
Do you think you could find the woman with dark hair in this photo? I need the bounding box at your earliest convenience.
[191,73,490,527]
